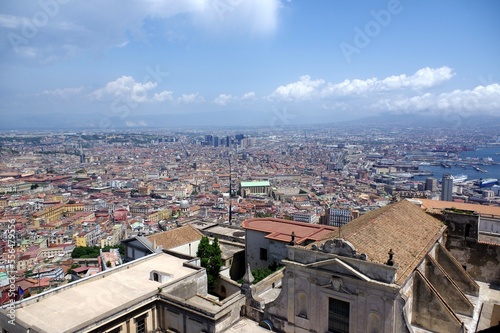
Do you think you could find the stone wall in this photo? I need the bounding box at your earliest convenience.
[264,259,399,333]
[213,275,241,300]
[446,237,500,284]
[246,230,271,270]
[437,210,500,285]
[411,271,463,333]
[422,255,474,316]
[442,210,479,241]
[252,268,284,296]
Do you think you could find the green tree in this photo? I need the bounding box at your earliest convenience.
[71,246,100,258]
[208,238,223,290]
[196,236,223,293]
[71,247,86,258]
[197,236,211,266]
[67,263,81,274]
[251,263,283,284]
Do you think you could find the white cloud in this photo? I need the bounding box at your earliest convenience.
[41,87,84,98]
[153,90,173,102]
[241,91,256,100]
[91,76,157,102]
[192,0,281,35]
[214,94,233,106]
[213,92,256,105]
[372,84,500,115]
[178,93,204,104]
[1,1,283,63]
[403,66,455,89]
[321,77,377,97]
[269,75,325,101]
[0,14,25,29]
[269,67,454,102]
[90,76,208,104]
[321,66,454,96]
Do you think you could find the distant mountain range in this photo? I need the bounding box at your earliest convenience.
[2,111,499,131]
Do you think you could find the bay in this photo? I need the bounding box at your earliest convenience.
[414,147,500,183]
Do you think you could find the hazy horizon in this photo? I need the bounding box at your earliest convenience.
[1,1,499,130]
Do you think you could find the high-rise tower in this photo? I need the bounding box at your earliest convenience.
[441,174,453,201]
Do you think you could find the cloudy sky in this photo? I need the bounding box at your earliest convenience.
[1,0,499,129]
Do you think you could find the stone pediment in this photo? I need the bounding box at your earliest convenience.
[306,258,371,282]
[311,238,368,261]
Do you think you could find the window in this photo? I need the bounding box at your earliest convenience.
[465,223,471,238]
[152,272,159,282]
[136,317,145,333]
[259,248,268,261]
[328,298,349,333]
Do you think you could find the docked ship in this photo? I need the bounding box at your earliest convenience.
[439,174,468,184]
[474,166,488,173]
[451,174,468,183]
[477,178,498,187]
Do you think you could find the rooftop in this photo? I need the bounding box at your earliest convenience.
[320,200,446,285]
[8,253,197,333]
[147,224,203,250]
[418,199,500,216]
[242,217,336,245]
[240,181,270,187]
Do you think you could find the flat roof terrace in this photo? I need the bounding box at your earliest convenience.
[5,253,198,333]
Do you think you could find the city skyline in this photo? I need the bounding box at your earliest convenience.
[1,0,499,129]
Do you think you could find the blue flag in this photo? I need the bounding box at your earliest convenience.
[18,286,25,298]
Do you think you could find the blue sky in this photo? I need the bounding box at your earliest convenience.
[0,0,499,129]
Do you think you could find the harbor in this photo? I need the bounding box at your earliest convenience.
[413,147,500,184]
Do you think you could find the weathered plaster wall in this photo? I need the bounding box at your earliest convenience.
[265,260,399,333]
[446,237,500,284]
[411,272,462,333]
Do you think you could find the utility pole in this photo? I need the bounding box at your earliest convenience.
[228,159,232,225]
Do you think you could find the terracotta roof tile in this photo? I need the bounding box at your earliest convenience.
[419,199,500,216]
[242,217,336,245]
[147,224,204,250]
[321,200,445,285]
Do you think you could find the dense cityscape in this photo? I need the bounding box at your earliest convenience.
[0,120,499,332]
[1,0,500,332]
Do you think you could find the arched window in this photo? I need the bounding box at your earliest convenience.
[153,272,159,282]
[367,312,382,333]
